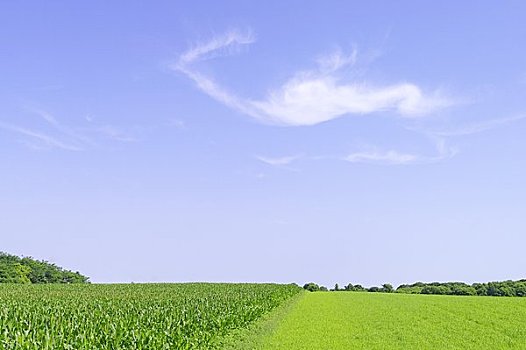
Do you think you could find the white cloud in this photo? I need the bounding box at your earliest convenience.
[27,107,95,146]
[251,78,450,126]
[316,49,358,73]
[81,113,140,142]
[173,30,452,127]
[0,121,82,151]
[345,150,418,164]
[173,30,259,120]
[256,154,301,166]
[344,138,457,165]
[178,29,255,66]
[254,139,457,167]
[167,118,186,129]
[426,114,526,137]
[89,125,138,142]
[1,108,142,151]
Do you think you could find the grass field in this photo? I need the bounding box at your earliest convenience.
[0,283,300,349]
[262,292,526,349]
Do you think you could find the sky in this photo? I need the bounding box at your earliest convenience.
[1,1,526,287]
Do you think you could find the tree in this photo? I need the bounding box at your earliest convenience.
[303,282,320,292]
[353,284,365,291]
[473,283,488,296]
[421,285,449,295]
[0,252,89,284]
[515,282,526,297]
[451,284,476,296]
[382,284,394,293]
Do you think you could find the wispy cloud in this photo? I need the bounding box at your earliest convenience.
[316,48,358,73]
[1,108,143,151]
[173,30,258,120]
[0,121,82,151]
[251,78,451,126]
[28,107,96,146]
[80,113,141,142]
[345,150,418,165]
[175,30,522,167]
[256,154,301,166]
[167,118,186,129]
[344,138,457,165]
[173,30,452,126]
[86,125,138,142]
[178,29,256,66]
[254,139,456,167]
[423,114,526,137]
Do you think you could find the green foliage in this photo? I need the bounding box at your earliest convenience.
[343,283,365,292]
[381,283,394,293]
[421,285,450,295]
[0,252,89,284]
[396,280,526,297]
[396,286,423,294]
[302,282,320,292]
[0,262,31,284]
[312,279,526,297]
[0,283,301,349]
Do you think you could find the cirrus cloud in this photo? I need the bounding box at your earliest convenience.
[172,30,453,127]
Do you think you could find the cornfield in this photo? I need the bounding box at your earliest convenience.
[0,283,301,349]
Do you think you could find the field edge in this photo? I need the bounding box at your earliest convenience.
[216,290,306,350]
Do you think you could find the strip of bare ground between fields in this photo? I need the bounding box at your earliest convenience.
[215,290,306,349]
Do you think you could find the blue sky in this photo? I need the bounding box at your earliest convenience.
[1,1,526,287]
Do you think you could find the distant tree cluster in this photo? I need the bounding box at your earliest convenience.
[396,280,526,297]
[303,283,328,292]
[303,280,526,297]
[0,252,89,284]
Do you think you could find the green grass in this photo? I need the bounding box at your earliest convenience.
[0,283,301,349]
[219,290,305,350]
[261,292,526,349]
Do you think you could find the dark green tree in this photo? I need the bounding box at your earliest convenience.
[0,252,89,284]
[303,282,320,292]
[382,284,394,293]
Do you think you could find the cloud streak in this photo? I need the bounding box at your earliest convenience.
[424,114,526,137]
[339,111,525,165]
[344,138,457,165]
[28,107,96,146]
[256,154,301,166]
[176,30,523,167]
[345,150,419,165]
[1,108,143,151]
[173,30,452,126]
[0,121,82,151]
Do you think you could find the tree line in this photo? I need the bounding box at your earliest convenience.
[0,252,89,284]
[303,279,526,297]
